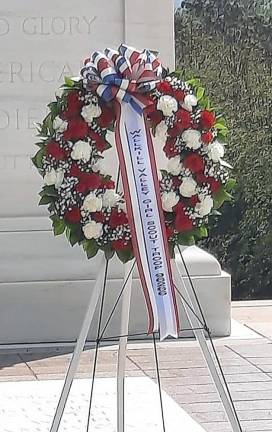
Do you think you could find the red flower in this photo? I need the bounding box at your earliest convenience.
[173,89,185,102]
[207,177,221,193]
[97,105,115,128]
[92,211,106,223]
[196,173,207,184]
[175,109,192,130]
[189,195,200,207]
[201,131,213,144]
[64,206,81,223]
[63,118,89,141]
[109,209,128,228]
[145,104,163,126]
[46,141,68,160]
[165,225,174,239]
[69,163,81,177]
[89,130,107,152]
[62,91,83,120]
[172,176,182,188]
[200,110,216,129]
[156,81,173,95]
[101,178,115,189]
[168,125,181,138]
[174,203,193,232]
[183,153,205,173]
[75,172,102,193]
[163,137,179,158]
[112,239,132,250]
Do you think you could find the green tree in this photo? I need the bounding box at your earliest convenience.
[175,0,272,298]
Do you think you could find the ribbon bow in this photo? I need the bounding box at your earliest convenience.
[81,44,162,114]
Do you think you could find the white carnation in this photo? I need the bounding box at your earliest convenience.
[53,116,68,133]
[44,168,64,189]
[92,159,108,176]
[83,221,103,239]
[182,129,202,150]
[195,195,213,218]
[102,189,120,208]
[155,121,168,142]
[167,156,182,175]
[161,191,179,212]
[81,103,102,123]
[82,192,103,213]
[157,95,178,117]
[182,94,198,112]
[179,177,197,198]
[71,141,91,162]
[207,141,225,162]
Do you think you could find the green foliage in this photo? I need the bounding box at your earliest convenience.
[175,0,272,299]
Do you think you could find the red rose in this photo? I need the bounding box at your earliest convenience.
[173,89,185,102]
[201,131,213,144]
[75,172,102,193]
[168,125,181,138]
[63,118,89,141]
[109,209,128,228]
[61,91,84,120]
[46,141,68,160]
[97,105,115,128]
[112,239,132,250]
[175,109,192,130]
[172,176,182,188]
[183,153,205,173]
[163,137,179,158]
[200,110,216,129]
[207,177,221,193]
[69,163,81,178]
[189,195,200,207]
[101,178,115,189]
[174,203,193,232]
[165,225,174,239]
[196,173,207,184]
[92,211,106,223]
[145,105,163,126]
[89,130,107,152]
[64,206,81,223]
[156,81,173,95]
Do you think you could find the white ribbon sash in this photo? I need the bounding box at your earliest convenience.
[115,102,179,340]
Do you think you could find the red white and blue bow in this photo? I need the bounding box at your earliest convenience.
[81,44,162,114]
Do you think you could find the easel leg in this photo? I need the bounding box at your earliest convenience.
[117,260,134,432]
[172,256,242,432]
[50,257,108,432]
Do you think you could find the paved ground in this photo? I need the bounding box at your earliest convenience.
[1,300,272,432]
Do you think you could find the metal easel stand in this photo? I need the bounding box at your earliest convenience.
[172,245,242,432]
[49,249,242,432]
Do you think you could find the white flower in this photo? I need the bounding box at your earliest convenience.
[92,159,108,176]
[195,195,213,218]
[44,168,64,189]
[82,192,103,213]
[71,141,91,162]
[83,221,103,239]
[182,94,198,112]
[155,121,168,142]
[182,129,202,150]
[53,116,68,133]
[167,156,182,175]
[207,141,225,162]
[102,189,120,208]
[81,103,102,123]
[161,191,179,212]
[157,95,178,117]
[179,177,197,198]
